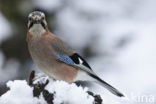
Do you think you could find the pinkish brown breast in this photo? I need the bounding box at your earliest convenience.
[27,34,78,83]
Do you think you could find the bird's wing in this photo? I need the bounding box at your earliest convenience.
[50,37,125,97]
[51,38,94,74]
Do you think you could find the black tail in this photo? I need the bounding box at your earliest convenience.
[88,73,124,97]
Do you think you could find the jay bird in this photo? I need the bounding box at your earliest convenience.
[27,11,124,97]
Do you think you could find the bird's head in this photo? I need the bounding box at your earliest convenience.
[28,11,48,36]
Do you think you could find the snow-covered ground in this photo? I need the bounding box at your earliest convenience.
[0,80,47,104]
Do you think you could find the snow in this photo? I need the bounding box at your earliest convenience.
[33,73,49,85]
[46,81,94,104]
[0,80,95,104]
[0,80,46,104]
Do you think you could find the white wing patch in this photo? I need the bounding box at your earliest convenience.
[78,58,83,64]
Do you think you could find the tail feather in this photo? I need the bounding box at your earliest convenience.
[88,73,124,97]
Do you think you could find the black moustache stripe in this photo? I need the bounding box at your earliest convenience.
[41,21,46,29]
[28,21,46,29]
[28,22,33,29]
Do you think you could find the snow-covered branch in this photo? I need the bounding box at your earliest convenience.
[0,71,103,104]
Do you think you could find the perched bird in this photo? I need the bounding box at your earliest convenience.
[27,11,124,97]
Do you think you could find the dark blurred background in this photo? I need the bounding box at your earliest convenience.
[0,0,156,103]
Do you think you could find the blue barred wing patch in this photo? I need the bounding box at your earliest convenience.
[55,52,74,65]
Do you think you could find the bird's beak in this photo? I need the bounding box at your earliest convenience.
[33,20,41,24]
[28,18,42,29]
[33,17,41,24]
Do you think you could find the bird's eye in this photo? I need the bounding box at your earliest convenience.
[28,17,32,21]
[42,17,45,20]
